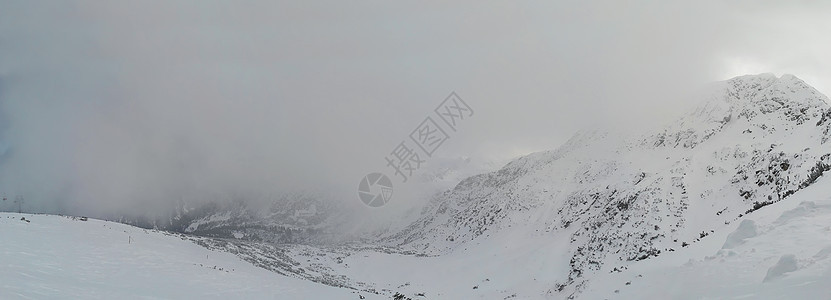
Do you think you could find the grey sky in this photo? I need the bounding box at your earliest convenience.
[1,1,830,218]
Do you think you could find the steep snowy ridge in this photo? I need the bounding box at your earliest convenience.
[388,74,831,297]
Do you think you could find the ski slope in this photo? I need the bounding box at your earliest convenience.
[0,213,380,300]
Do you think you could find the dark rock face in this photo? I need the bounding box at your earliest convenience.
[818,108,831,144]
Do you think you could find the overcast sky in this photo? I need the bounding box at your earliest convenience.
[1,1,830,218]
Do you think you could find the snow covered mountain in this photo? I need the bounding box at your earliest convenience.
[385,73,831,297]
[5,74,831,299]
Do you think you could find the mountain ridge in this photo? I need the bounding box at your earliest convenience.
[386,73,831,297]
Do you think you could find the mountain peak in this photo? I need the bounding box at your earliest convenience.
[723,73,829,109]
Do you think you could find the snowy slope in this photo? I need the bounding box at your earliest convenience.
[0,213,382,299]
[581,174,831,299]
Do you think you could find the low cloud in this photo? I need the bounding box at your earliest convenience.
[1,1,830,221]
